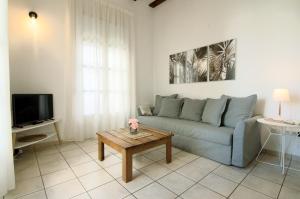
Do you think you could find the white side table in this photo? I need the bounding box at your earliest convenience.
[257,118,300,174]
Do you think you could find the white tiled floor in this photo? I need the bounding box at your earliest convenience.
[6,139,300,199]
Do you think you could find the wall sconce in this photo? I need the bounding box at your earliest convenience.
[29,11,38,19]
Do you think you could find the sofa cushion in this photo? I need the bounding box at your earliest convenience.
[138,105,153,116]
[223,94,257,128]
[202,96,227,126]
[180,98,206,122]
[138,116,234,146]
[158,98,183,118]
[153,94,178,115]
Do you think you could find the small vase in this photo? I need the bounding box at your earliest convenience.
[129,127,138,135]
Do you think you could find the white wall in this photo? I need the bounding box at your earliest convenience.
[133,0,154,105]
[151,0,300,154]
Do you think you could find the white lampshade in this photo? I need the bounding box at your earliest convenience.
[272,89,290,102]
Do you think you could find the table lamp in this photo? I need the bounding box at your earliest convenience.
[272,89,290,119]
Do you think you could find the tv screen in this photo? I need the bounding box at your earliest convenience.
[12,94,54,127]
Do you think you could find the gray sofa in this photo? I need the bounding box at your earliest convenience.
[137,95,261,167]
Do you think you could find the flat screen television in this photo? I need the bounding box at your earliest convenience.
[12,94,54,127]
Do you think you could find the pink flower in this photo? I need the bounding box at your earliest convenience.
[128,118,139,130]
[130,122,139,130]
[128,118,138,124]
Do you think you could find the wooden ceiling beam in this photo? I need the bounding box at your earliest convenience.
[149,0,167,8]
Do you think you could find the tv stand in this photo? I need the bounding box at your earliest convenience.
[12,119,61,149]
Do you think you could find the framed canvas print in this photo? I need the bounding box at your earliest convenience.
[209,39,236,81]
[169,52,187,84]
[185,47,208,83]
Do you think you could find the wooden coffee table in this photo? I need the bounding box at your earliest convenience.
[97,126,173,183]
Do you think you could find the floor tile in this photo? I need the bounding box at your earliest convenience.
[230,186,272,199]
[14,154,36,166]
[237,160,257,174]
[35,145,59,156]
[260,153,291,167]
[16,190,47,199]
[71,192,91,199]
[61,149,86,159]
[181,184,225,199]
[199,173,238,197]
[71,161,102,177]
[96,154,121,168]
[242,174,281,198]
[143,150,166,161]
[88,181,130,199]
[283,169,300,191]
[66,154,92,166]
[133,156,153,169]
[39,159,69,175]
[9,142,300,199]
[15,161,40,181]
[278,186,300,199]
[79,170,114,190]
[37,153,64,165]
[213,165,246,183]
[250,163,284,184]
[81,144,98,153]
[134,182,176,199]
[177,158,219,181]
[56,142,79,152]
[5,177,44,199]
[140,163,172,180]
[42,168,76,188]
[124,195,136,199]
[88,150,111,160]
[290,158,300,170]
[174,151,199,163]
[158,157,187,170]
[117,171,153,193]
[158,147,182,156]
[77,139,97,147]
[45,179,85,199]
[158,172,194,195]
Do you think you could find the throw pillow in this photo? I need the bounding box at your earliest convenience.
[138,105,153,116]
[180,98,206,121]
[222,94,257,128]
[158,98,183,118]
[202,96,228,126]
[153,94,178,115]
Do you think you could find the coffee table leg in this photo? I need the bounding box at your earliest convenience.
[166,138,172,163]
[122,150,132,183]
[98,138,104,161]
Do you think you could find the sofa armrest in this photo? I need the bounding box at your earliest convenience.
[232,115,262,167]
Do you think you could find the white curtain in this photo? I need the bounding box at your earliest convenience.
[64,0,136,140]
[0,0,15,197]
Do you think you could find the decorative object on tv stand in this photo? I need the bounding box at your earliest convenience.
[272,88,290,120]
[128,118,139,134]
[169,39,236,84]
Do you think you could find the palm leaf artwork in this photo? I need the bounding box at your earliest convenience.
[186,47,208,83]
[209,39,236,81]
[169,52,187,84]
